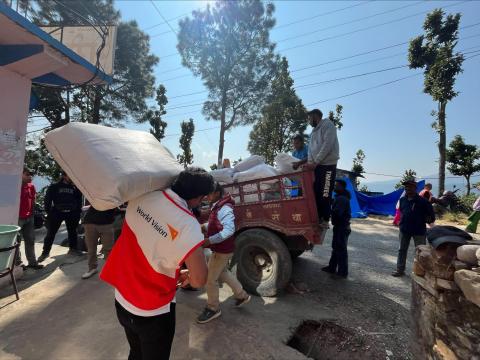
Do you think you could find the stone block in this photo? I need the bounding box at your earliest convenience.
[413,258,426,276]
[453,260,470,271]
[457,245,480,266]
[454,270,480,308]
[432,339,458,360]
[416,245,456,281]
[436,278,459,292]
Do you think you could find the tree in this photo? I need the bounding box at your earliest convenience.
[142,85,168,142]
[446,135,480,195]
[177,0,277,166]
[177,119,195,168]
[395,169,417,190]
[351,149,366,187]
[328,104,344,130]
[29,1,158,128]
[408,9,464,195]
[248,57,307,164]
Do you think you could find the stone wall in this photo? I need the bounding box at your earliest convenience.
[411,245,480,359]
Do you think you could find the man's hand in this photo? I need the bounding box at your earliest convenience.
[203,238,211,247]
[201,224,208,236]
[177,269,190,288]
[302,163,316,171]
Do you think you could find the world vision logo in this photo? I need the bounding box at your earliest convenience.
[167,224,179,241]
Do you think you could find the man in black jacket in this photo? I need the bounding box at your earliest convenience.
[392,179,435,277]
[322,179,351,278]
[38,173,83,262]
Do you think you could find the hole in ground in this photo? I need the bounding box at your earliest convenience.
[287,320,385,360]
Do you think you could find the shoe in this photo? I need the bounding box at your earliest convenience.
[82,268,98,279]
[67,249,84,256]
[197,308,222,324]
[235,295,251,308]
[391,270,405,277]
[37,253,49,263]
[322,266,335,274]
[181,285,199,291]
[26,264,44,270]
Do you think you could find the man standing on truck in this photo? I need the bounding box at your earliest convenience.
[322,179,351,278]
[392,179,435,277]
[197,183,251,324]
[38,172,83,262]
[100,167,213,359]
[302,109,340,227]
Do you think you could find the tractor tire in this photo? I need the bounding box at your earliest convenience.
[233,228,292,297]
[289,249,305,259]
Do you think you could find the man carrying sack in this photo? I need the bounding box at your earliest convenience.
[101,167,213,360]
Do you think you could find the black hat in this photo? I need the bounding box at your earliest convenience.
[427,225,471,249]
[402,179,417,186]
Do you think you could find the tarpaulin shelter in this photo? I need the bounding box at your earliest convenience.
[338,178,425,218]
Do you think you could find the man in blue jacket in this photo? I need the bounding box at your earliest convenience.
[392,179,435,277]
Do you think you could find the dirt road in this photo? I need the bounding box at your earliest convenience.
[0,218,432,359]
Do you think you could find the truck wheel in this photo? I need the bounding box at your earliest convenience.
[233,229,292,297]
[289,250,305,259]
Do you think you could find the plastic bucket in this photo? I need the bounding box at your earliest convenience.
[0,225,21,270]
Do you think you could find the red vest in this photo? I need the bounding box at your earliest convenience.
[100,190,204,311]
[208,196,236,254]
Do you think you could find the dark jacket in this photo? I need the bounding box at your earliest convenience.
[399,195,435,236]
[331,190,351,227]
[84,206,115,225]
[44,181,82,214]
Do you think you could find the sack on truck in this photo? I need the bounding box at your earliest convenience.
[45,123,183,211]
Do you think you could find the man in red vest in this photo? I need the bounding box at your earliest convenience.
[197,183,250,324]
[101,167,213,360]
[17,168,43,269]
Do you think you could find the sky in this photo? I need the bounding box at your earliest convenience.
[29,0,480,190]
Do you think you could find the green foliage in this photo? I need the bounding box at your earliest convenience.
[351,149,366,188]
[408,8,464,194]
[458,194,478,213]
[25,1,158,179]
[395,169,417,190]
[328,104,344,130]
[248,57,307,164]
[446,135,480,195]
[143,85,168,142]
[210,164,218,171]
[24,138,61,182]
[177,119,195,168]
[177,0,277,165]
[359,184,369,193]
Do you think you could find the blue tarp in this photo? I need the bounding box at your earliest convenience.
[355,180,425,216]
[337,177,425,218]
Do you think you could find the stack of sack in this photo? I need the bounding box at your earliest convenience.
[209,155,295,203]
[45,123,183,211]
[413,225,480,307]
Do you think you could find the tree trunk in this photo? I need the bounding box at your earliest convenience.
[92,88,101,124]
[217,90,227,167]
[65,90,70,124]
[466,175,471,195]
[437,101,447,196]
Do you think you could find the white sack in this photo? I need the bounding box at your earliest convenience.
[275,153,301,174]
[45,122,183,210]
[233,164,278,183]
[233,155,265,173]
[210,168,234,184]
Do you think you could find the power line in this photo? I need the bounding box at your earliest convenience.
[149,1,177,35]
[279,0,470,53]
[306,52,480,106]
[144,12,188,31]
[156,66,184,76]
[277,1,424,44]
[274,1,371,30]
